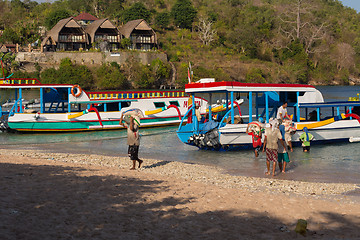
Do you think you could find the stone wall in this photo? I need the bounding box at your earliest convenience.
[15,51,168,67]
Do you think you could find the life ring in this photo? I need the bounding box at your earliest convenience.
[71,85,82,98]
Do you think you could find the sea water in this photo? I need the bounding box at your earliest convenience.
[1,86,360,184]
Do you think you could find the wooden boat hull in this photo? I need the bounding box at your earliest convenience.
[218,120,360,148]
[8,112,184,132]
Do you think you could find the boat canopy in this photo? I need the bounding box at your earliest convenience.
[299,101,360,108]
[185,82,324,104]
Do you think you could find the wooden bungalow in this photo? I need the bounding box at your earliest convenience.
[85,19,122,51]
[41,17,88,52]
[119,19,157,51]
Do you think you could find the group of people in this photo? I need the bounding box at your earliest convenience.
[247,102,314,176]
[119,101,315,173]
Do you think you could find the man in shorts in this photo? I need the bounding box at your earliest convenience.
[278,137,290,173]
[262,119,287,176]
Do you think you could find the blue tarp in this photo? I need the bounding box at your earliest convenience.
[202,120,219,132]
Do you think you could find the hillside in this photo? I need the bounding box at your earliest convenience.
[1,0,360,88]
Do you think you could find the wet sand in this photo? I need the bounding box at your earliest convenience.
[1,149,360,239]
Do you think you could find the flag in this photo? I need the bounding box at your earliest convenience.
[189,62,193,79]
[188,67,191,83]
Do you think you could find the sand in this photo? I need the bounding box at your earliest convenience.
[1,149,359,240]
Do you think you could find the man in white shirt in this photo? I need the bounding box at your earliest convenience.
[276,101,290,121]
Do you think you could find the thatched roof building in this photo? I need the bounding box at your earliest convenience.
[119,19,157,50]
[85,19,122,51]
[41,17,88,52]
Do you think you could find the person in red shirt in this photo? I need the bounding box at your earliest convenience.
[246,118,264,157]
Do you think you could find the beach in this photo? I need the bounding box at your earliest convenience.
[1,149,359,239]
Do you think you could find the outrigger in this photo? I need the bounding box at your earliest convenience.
[176,79,360,150]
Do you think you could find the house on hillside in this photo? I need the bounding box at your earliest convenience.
[119,19,157,51]
[73,12,99,27]
[0,44,17,53]
[41,17,88,52]
[85,19,122,51]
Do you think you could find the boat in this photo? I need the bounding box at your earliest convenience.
[176,80,360,150]
[0,79,214,132]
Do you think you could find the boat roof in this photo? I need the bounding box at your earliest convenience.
[185,82,316,93]
[299,101,360,108]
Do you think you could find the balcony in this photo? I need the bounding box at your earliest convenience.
[94,35,120,43]
[130,35,155,44]
[58,35,86,43]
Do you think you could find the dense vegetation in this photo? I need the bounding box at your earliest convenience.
[1,0,360,89]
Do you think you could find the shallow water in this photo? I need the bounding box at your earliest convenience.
[1,86,360,184]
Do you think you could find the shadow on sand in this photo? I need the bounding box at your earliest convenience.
[0,162,359,239]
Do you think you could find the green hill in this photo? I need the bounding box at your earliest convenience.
[1,0,360,88]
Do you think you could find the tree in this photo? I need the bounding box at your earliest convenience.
[335,43,355,70]
[155,12,170,29]
[0,28,20,44]
[122,2,151,23]
[277,0,328,55]
[150,58,171,88]
[44,9,71,30]
[96,63,128,90]
[0,52,16,78]
[171,0,197,29]
[41,58,94,89]
[120,38,131,49]
[196,17,217,46]
[226,5,275,58]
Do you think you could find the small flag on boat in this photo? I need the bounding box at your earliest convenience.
[188,68,191,83]
[188,62,193,83]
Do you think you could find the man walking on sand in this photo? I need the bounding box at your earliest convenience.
[262,119,287,176]
[120,114,143,170]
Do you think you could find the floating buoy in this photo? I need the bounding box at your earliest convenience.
[71,85,82,98]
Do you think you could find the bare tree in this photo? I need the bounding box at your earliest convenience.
[278,0,328,54]
[335,43,355,70]
[196,17,217,46]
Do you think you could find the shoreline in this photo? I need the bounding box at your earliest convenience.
[3,149,359,202]
[1,149,360,239]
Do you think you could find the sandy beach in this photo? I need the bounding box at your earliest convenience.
[1,149,359,239]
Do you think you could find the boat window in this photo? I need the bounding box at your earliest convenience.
[279,92,304,105]
[105,102,121,111]
[121,101,131,108]
[154,102,165,108]
[169,101,180,107]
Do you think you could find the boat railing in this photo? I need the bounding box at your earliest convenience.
[177,107,194,132]
[8,98,21,116]
[0,78,41,85]
[88,91,186,100]
[218,109,232,130]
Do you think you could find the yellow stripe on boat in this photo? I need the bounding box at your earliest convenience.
[145,108,163,115]
[68,111,85,119]
[207,105,226,113]
[296,114,345,130]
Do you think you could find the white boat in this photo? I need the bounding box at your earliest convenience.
[0,82,211,132]
[177,81,360,150]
